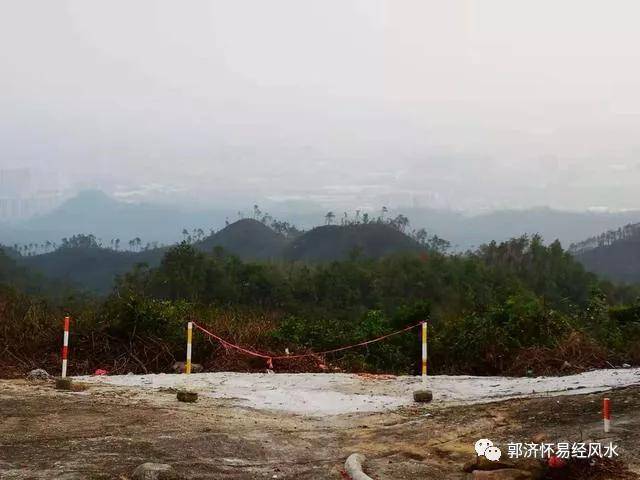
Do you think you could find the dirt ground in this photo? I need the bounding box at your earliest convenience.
[1,379,639,480]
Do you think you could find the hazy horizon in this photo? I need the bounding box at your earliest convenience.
[3,1,640,212]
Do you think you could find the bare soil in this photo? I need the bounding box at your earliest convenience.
[1,379,639,479]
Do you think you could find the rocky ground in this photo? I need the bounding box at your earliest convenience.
[1,377,639,479]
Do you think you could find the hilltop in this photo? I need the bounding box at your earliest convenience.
[196,219,287,259]
[284,223,423,262]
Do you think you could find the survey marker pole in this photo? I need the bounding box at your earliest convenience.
[186,321,193,374]
[421,321,428,378]
[604,397,611,433]
[61,316,70,378]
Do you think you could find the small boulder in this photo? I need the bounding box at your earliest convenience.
[132,463,181,480]
[413,389,433,403]
[176,390,198,403]
[26,369,50,381]
[171,362,203,374]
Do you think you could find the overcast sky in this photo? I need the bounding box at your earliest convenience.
[2,0,640,212]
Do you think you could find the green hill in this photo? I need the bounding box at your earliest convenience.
[17,219,286,293]
[0,247,73,296]
[572,223,640,284]
[196,218,287,260]
[10,220,429,293]
[283,223,424,262]
[20,244,166,293]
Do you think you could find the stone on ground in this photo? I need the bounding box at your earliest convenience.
[413,389,433,403]
[176,390,198,403]
[26,369,50,381]
[132,463,181,480]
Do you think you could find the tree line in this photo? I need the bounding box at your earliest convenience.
[569,222,640,254]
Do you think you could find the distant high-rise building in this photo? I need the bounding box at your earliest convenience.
[0,168,65,221]
[0,168,31,197]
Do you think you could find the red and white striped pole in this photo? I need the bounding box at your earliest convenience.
[603,397,611,433]
[61,315,70,378]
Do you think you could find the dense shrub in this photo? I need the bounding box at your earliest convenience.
[2,237,640,377]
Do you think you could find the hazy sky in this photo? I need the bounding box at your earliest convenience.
[2,1,640,211]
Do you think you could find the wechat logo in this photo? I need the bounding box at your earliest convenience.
[475,439,502,462]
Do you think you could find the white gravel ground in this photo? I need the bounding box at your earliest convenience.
[77,368,640,416]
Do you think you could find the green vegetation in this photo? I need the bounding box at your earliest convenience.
[15,216,436,293]
[19,234,167,293]
[2,231,640,378]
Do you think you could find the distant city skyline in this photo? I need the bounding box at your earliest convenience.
[4,166,640,224]
[0,168,68,221]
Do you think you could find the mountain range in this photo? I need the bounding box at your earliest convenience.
[4,190,640,251]
[5,190,640,291]
[13,218,425,292]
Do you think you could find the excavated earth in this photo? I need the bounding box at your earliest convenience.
[1,376,639,479]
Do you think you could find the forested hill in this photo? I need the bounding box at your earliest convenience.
[283,223,424,261]
[196,219,288,259]
[19,236,167,293]
[572,223,640,283]
[0,247,76,296]
[14,220,432,293]
[22,214,640,294]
